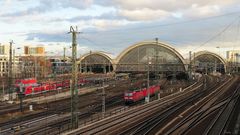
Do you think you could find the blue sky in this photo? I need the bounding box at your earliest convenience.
[1,0,240,58]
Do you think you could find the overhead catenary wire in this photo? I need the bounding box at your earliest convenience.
[79,13,240,60]
[83,11,240,35]
[180,16,240,56]
[5,11,240,60]
[232,18,240,51]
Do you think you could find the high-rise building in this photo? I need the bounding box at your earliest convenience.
[0,44,9,77]
[0,44,10,55]
[0,54,20,77]
[24,46,45,56]
[226,50,240,63]
[0,56,9,77]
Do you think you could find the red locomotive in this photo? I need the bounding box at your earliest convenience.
[124,84,160,103]
[15,78,90,95]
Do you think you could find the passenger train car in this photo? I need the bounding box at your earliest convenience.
[15,78,90,95]
[124,84,160,103]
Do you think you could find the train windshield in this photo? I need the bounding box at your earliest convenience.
[23,83,38,87]
[129,87,139,91]
[125,93,133,96]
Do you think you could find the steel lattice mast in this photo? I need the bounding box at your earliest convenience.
[8,40,13,101]
[69,26,81,129]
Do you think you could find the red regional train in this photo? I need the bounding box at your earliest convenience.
[124,84,160,103]
[15,78,90,95]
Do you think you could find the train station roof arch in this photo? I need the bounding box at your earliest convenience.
[78,51,113,65]
[193,51,227,72]
[115,41,187,72]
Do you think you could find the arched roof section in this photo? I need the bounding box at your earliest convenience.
[78,51,113,65]
[193,51,227,66]
[115,41,187,71]
[193,51,227,72]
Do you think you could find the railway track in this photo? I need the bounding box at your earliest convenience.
[102,75,228,135]
[158,75,236,135]
[65,75,206,135]
[0,95,124,135]
[119,90,206,135]
[203,83,240,135]
[12,82,189,135]
[0,78,129,113]
[0,77,192,135]
[144,75,236,135]
[0,79,130,125]
[64,75,239,135]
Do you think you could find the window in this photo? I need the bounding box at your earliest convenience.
[125,93,133,96]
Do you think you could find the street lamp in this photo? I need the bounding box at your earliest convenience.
[44,51,54,78]
[19,82,24,112]
[14,47,21,79]
[30,55,37,79]
[145,56,151,103]
[216,46,220,73]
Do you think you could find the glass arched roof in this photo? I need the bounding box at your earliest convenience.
[116,43,186,72]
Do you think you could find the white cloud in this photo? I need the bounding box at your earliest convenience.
[1,0,240,56]
[177,41,240,59]
[104,0,236,11]
[118,8,170,21]
[90,19,131,29]
[97,0,240,21]
[181,4,221,18]
[61,0,94,9]
[43,43,91,56]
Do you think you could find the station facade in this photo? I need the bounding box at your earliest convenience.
[78,41,229,75]
[192,51,227,74]
[78,51,113,73]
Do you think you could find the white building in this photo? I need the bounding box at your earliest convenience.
[226,50,240,63]
[0,56,8,77]
[0,44,21,77]
[0,44,9,55]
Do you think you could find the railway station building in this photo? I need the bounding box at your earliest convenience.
[192,51,227,74]
[78,41,188,79]
[78,51,114,73]
[115,41,187,73]
[77,41,231,77]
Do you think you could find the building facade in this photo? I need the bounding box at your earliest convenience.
[0,44,10,77]
[226,50,240,63]
[0,56,21,77]
[0,44,9,55]
[0,56,8,77]
[24,46,45,56]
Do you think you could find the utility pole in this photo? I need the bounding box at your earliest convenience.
[193,52,196,80]
[68,26,81,129]
[155,38,158,80]
[34,56,37,79]
[145,57,150,103]
[44,54,47,78]
[189,51,192,81]
[8,40,13,101]
[193,52,195,71]
[13,49,15,79]
[63,47,66,62]
[63,47,66,74]
[19,83,23,112]
[214,59,217,73]
[2,80,4,96]
[102,79,106,118]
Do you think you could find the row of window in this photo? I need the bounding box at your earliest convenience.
[0,58,7,61]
